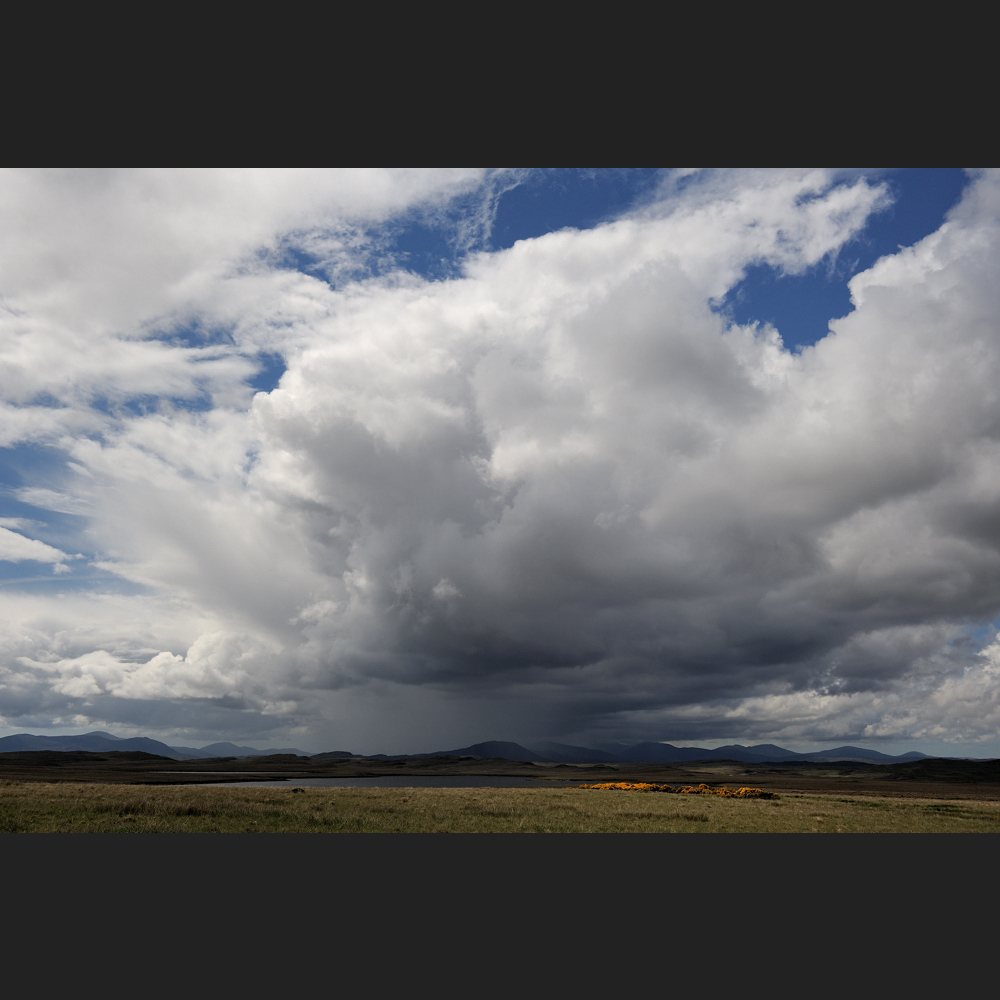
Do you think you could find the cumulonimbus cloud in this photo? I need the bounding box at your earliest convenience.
[2,168,999,754]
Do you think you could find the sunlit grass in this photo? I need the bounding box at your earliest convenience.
[1,782,998,832]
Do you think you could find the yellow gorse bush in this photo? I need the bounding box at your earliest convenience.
[577,782,777,799]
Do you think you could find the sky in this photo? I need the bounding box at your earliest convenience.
[2,167,999,757]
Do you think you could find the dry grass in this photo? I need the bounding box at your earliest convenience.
[2,781,999,832]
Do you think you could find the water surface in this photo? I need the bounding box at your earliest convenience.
[197,776,551,788]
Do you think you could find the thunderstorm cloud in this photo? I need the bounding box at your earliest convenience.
[1,168,999,754]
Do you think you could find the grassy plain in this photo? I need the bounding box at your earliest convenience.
[2,781,999,832]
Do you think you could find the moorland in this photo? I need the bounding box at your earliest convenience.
[1,751,999,832]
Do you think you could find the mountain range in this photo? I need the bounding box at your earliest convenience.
[317,739,935,764]
[0,732,309,759]
[0,731,948,763]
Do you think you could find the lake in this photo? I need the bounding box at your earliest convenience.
[198,776,551,788]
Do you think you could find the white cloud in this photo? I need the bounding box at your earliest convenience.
[19,631,278,703]
[0,526,72,568]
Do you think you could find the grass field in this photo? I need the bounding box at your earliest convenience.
[2,781,999,832]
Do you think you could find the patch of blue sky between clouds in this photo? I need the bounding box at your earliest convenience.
[965,619,1000,648]
[137,316,260,402]
[90,391,215,417]
[276,199,482,285]
[721,169,970,350]
[276,169,668,286]
[249,351,287,394]
[0,443,76,500]
[145,316,232,350]
[140,319,269,405]
[488,168,664,249]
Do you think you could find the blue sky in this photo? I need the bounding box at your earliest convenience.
[2,168,999,757]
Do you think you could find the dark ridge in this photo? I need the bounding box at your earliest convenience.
[886,758,1000,782]
[797,745,929,763]
[167,746,220,759]
[607,743,938,765]
[236,754,308,763]
[419,741,542,761]
[0,750,172,763]
[315,742,962,765]
[197,742,310,758]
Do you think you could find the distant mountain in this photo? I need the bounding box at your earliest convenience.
[607,742,932,764]
[0,732,310,759]
[527,741,623,763]
[424,740,542,761]
[0,732,179,757]
[740,743,802,760]
[166,746,221,759]
[348,740,940,765]
[797,746,930,764]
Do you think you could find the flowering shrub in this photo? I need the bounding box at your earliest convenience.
[577,782,777,799]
